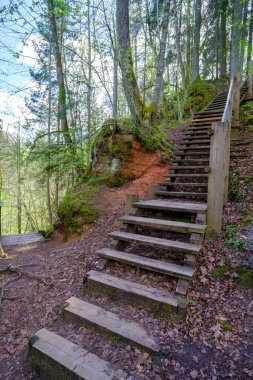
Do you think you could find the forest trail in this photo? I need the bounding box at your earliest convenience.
[25,83,252,379]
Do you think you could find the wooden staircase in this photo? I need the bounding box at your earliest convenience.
[28,85,249,379]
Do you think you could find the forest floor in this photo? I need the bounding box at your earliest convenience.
[0,124,253,380]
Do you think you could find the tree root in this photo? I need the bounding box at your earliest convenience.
[0,264,51,304]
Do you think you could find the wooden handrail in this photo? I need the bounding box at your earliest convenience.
[222,79,234,123]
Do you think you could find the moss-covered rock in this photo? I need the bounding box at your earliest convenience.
[58,183,98,239]
[184,78,216,117]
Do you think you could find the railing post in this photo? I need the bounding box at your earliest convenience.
[206,122,229,239]
[231,73,240,138]
[248,61,253,98]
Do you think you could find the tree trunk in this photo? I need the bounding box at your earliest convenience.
[247,0,253,66]
[186,0,192,85]
[46,41,53,226]
[151,0,171,123]
[240,2,248,72]
[113,56,118,118]
[191,0,202,82]
[173,0,187,98]
[47,0,72,145]
[220,0,228,78]
[116,0,144,124]
[230,0,243,78]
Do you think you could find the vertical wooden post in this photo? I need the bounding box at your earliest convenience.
[248,60,253,98]
[231,73,240,138]
[148,184,159,200]
[206,122,229,239]
[125,193,139,215]
[223,119,231,204]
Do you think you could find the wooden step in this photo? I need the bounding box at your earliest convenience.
[179,146,210,150]
[161,181,208,186]
[133,200,207,214]
[84,270,181,314]
[192,117,221,123]
[120,215,207,234]
[63,297,159,353]
[172,158,209,163]
[170,165,207,170]
[98,249,195,280]
[196,108,224,114]
[156,191,207,198]
[182,139,210,144]
[166,173,208,178]
[175,151,210,156]
[108,231,201,254]
[29,328,128,380]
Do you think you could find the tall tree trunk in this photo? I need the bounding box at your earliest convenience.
[173,0,187,98]
[240,2,248,72]
[87,0,92,160]
[116,0,144,124]
[46,42,53,226]
[113,57,118,118]
[151,0,171,123]
[47,0,72,145]
[230,0,243,78]
[247,0,253,66]
[220,0,228,78]
[17,123,22,234]
[191,0,202,82]
[186,0,192,85]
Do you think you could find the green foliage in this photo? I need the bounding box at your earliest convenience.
[224,224,237,239]
[242,216,252,225]
[242,176,253,184]
[219,320,233,331]
[184,79,216,116]
[58,183,98,238]
[229,171,240,201]
[212,266,230,279]
[240,101,253,131]
[101,172,136,188]
[236,267,253,289]
[44,226,55,240]
[225,238,245,251]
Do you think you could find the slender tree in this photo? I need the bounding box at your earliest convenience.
[191,0,202,82]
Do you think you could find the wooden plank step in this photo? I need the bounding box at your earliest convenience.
[175,151,210,156]
[29,328,128,380]
[172,158,209,163]
[192,117,221,123]
[156,191,207,198]
[120,215,207,233]
[160,182,208,187]
[63,297,159,353]
[108,231,201,254]
[84,270,180,313]
[179,146,210,150]
[133,200,207,214]
[166,173,208,178]
[182,139,210,144]
[170,165,207,170]
[98,249,195,280]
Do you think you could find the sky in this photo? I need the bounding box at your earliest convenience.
[0,0,39,133]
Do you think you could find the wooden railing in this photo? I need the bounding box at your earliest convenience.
[206,65,253,239]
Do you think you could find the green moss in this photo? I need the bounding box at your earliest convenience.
[240,101,253,128]
[58,183,99,238]
[229,171,240,201]
[242,216,252,224]
[108,335,122,344]
[101,172,136,188]
[212,266,230,279]
[242,176,253,184]
[184,78,216,117]
[44,225,55,240]
[236,267,253,289]
[219,320,233,331]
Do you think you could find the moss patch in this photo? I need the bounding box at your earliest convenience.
[236,267,253,289]
[184,78,216,117]
[240,101,253,131]
[219,320,233,331]
[212,266,230,279]
[58,183,99,239]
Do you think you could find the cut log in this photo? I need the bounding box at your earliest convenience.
[120,215,207,233]
[108,231,201,254]
[97,248,195,280]
[63,297,159,353]
[29,328,128,380]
